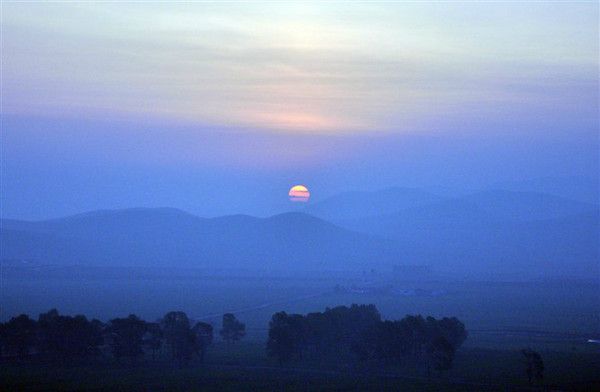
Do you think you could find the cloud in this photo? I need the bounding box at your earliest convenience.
[2,2,597,134]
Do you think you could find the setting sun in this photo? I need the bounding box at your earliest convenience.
[288,185,310,202]
[1,2,597,388]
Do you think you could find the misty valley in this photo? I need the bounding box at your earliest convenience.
[2,2,599,390]
[2,186,599,390]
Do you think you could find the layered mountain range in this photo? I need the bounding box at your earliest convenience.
[2,188,597,278]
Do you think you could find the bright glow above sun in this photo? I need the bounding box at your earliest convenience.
[289,185,310,202]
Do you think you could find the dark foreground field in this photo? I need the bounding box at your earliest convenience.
[3,272,599,390]
[2,342,599,391]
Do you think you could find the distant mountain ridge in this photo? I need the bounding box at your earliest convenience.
[492,176,599,205]
[456,190,597,221]
[1,188,597,279]
[303,187,446,220]
[332,190,598,278]
[0,209,400,271]
[304,187,595,223]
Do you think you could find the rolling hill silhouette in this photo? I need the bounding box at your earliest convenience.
[2,189,596,278]
[1,209,399,271]
[303,187,445,220]
[334,191,598,278]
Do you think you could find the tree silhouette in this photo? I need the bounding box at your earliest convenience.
[37,309,103,362]
[220,313,245,344]
[435,317,468,350]
[107,314,147,363]
[161,311,196,367]
[267,312,298,364]
[0,305,468,375]
[0,321,4,357]
[143,322,163,361]
[193,321,213,362]
[522,348,544,386]
[427,336,455,374]
[2,314,37,359]
[423,316,466,374]
[267,306,467,372]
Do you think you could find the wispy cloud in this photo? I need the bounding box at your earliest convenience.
[2,2,597,133]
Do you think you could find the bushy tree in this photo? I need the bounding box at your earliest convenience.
[267,305,381,363]
[161,311,196,367]
[193,321,213,362]
[37,309,103,362]
[423,316,466,373]
[427,336,455,374]
[267,305,467,373]
[2,314,38,359]
[220,313,246,344]
[267,312,303,364]
[143,322,163,360]
[522,348,544,385]
[355,320,409,362]
[435,317,468,349]
[107,314,147,363]
[0,321,5,357]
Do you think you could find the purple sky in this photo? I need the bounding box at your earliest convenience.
[1,2,598,219]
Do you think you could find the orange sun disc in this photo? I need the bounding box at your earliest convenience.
[289,185,310,202]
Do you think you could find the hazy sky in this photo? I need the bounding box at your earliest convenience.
[2,2,598,219]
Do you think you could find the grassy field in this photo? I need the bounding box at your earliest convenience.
[3,273,598,390]
[0,364,479,392]
[2,342,599,391]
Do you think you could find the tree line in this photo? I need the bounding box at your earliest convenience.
[267,304,467,374]
[0,309,245,367]
[1,304,466,373]
[2,305,546,385]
